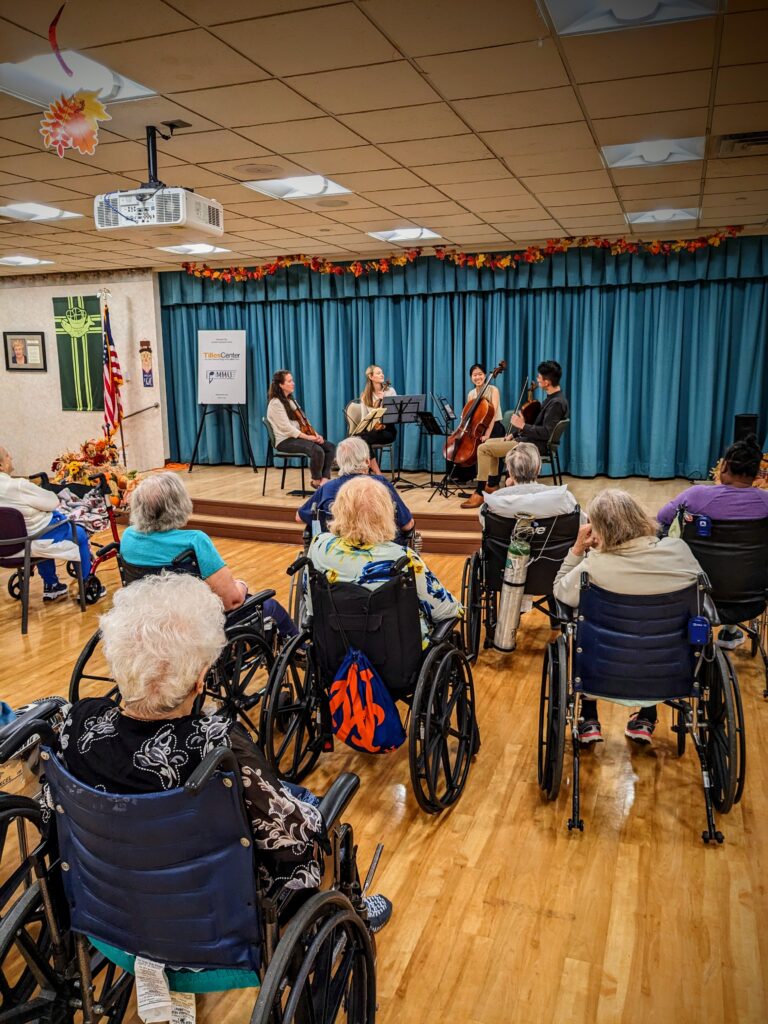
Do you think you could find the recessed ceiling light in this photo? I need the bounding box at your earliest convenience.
[542,0,717,36]
[367,228,441,243]
[0,255,54,266]
[157,244,231,255]
[0,51,154,107]
[602,137,705,168]
[0,202,82,222]
[242,176,351,200]
[626,209,699,224]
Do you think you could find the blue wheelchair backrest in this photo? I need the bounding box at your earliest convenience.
[43,747,262,973]
[680,516,768,624]
[574,581,703,703]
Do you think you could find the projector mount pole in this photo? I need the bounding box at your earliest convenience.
[141,121,189,190]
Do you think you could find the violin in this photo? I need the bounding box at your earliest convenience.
[443,360,507,466]
[371,378,391,430]
[293,400,315,437]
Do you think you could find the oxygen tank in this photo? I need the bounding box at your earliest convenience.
[493,538,531,652]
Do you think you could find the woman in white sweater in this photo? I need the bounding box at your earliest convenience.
[266,370,335,487]
[553,489,703,746]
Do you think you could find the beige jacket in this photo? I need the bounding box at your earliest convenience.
[266,397,302,448]
[553,535,703,608]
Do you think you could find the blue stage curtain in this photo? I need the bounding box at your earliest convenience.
[159,237,768,478]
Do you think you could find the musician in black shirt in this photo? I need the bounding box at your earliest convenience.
[461,360,569,509]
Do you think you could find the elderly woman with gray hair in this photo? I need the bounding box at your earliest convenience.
[553,489,703,746]
[54,573,392,927]
[121,472,298,639]
[482,442,580,522]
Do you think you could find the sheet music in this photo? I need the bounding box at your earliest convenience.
[352,407,385,434]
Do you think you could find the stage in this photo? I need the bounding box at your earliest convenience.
[180,465,691,555]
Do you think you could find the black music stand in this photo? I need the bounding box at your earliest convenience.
[188,404,258,474]
[382,394,426,490]
[428,394,471,501]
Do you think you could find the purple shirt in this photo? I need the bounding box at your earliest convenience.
[657,483,768,525]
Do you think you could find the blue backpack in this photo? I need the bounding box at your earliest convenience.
[329,648,406,754]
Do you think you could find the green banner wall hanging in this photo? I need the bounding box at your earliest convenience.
[53,294,104,412]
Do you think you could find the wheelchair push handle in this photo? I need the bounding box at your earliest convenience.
[288,555,311,577]
[88,472,111,495]
[29,470,51,488]
[393,554,411,574]
[318,772,360,830]
[185,746,242,794]
[96,540,120,559]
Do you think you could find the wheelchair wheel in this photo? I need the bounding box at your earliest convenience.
[703,648,741,815]
[721,650,746,806]
[538,638,567,801]
[409,640,476,814]
[252,890,375,1024]
[66,561,79,579]
[261,633,324,783]
[460,552,482,663]
[69,629,119,703]
[208,627,274,737]
[7,571,23,601]
[83,574,102,605]
[0,880,67,1020]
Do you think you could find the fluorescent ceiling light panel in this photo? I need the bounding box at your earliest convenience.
[542,0,717,35]
[157,243,231,255]
[367,228,441,243]
[626,208,699,224]
[0,51,155,107]
[0,255,54,266]
[242,176,351,200]
[602,137,705,168]
[0,202,81,222]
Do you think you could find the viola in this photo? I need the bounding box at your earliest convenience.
[370,378,391,430]
[443,360,507,466]
[513,376,541,427]
[293,401,315,437]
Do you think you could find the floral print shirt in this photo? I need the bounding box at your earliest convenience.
[53,697,324,896]
[307,534,463,642]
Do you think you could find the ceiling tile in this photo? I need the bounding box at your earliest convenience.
[593,109,708,147]
[380,135,490,166]
[472,205,547,221]
[460,195,543,213]
[292,195,379,212]
[618,179,702,200]
[0,93,36,120]
[414,159,511,184]
[170,81,321,127]
[707,156,768,178]
[84,140,184,174]
[700,205,767,220]
[548,202,623,217]
[439,227,509,240]
[483,122,594,157]
[622,194,700,212]
[237,118,364,152]
[720,11,768,64]
[581,70,711,120]
[557,216,627,229]
[0,183,87,204]
[338,104,467,143]
[200,156,307,179]
[285,146,398,174]
[0,17,53,62]
[0,169,24,186]
[188,184,265,205]
[611,162,706,185]
[362,0,544,55]
[484,218,558,231]
[417,40,568,99]
[362,186,447,205]
[323,206,402,223]
[248,212,340,229]
[715,63,768,105]
[504,149,604,176]
[285,62,439,114]
[563,21,716,82]
[700,189,768,206]
[704,175,768,193]
[156,130,272,164]
[437,179,527,200]
[454,87,582,133]
[47,173,143,196]
[211,4,397,75]
[332,168,425,190]
[150,166,234,188]
[101,97,220,140]
[711,102,768,135]
[424,213,484,227]
[381,200,465,217]
[0,151,105,179]
[521,169,612,192]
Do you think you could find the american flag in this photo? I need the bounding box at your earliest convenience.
[102,304,124,436]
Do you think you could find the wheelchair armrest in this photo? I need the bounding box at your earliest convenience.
[185,746,242,794]
[703,594,720,626]
[0,716,58,764]
[244,589,276,609]
[288,555,311,577]
[28,471,50,488]
[96,541,120,559]
[88,472,110,495]
[318,772,360,830]
[429,618,457,644]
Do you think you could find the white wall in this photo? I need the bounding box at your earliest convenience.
[0,269,167,476]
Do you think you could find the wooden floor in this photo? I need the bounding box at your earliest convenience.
[1,535,767,1024]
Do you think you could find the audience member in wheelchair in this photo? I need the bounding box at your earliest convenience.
[307,475,461,643]
[121,472,299,639]
[480,442,581,523]
[53,571,393,930]
[296,436,414,541]
[0,445,106,603]
[553,489,703,746]
[657,434,768,650]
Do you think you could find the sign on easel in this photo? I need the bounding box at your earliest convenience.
[197,330,246,404]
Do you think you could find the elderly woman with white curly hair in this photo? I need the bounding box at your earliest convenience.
[54,573,392,928]
[121,472,299,640]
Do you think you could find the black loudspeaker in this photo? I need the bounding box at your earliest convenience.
[734,413,759,443]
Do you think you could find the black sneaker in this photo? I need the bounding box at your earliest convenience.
[363,893,393,934]
[43,582,68,602]
[717,627,745,650]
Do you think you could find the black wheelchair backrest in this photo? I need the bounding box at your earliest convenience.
[118,546,202,587]
[483,508,581,595]
[309,567,424,697]
[681,516,768,624]
[43,745,262,973]
[574,581,704,703]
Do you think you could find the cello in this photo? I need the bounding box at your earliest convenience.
[443,359,507,466]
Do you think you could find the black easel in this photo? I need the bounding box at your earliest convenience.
[188,404,258,474]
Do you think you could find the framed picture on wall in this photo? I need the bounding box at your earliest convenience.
[3,332,47,372]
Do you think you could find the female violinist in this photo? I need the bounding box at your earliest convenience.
[356,365,397,474]
[445,363,507,483]
[266,369,336,487]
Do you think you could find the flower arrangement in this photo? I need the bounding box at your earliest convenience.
[710,451,768,489]
[182,226,742,285]
[51,437,140,505]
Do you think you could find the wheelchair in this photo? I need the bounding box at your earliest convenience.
[69,546,277,738]
[461,507,581,660]
[679,515,768,698]
[0,701,379,1023]
[538,573,746,843]
[262,554,478,814]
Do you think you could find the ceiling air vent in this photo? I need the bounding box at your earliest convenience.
[717,132,768,157]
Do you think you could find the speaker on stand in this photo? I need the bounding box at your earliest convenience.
[734,413,759,443]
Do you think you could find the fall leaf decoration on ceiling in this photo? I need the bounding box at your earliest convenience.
[40,89,111,158]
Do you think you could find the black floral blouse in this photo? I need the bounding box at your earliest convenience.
[53,697,324,895]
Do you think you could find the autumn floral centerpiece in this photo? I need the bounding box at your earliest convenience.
[51,437,140,505]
